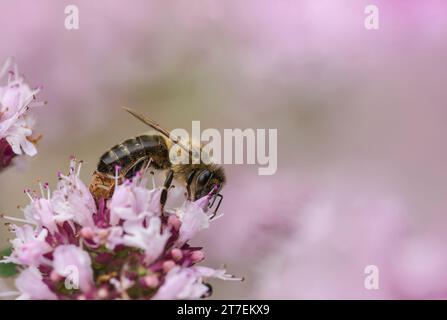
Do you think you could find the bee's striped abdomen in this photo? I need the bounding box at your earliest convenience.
[96,134,170,176]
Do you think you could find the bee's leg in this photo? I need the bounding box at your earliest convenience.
[160,169,174,210]
[186,170,196,200]
[149,170,157,189]
[208,194,218,208]
[123,157,147,179]
[208,184,222,209]
[210,194,223,218]
[140,158,153,176]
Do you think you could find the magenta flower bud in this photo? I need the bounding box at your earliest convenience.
[144,275,159,289]
[0,138,15,169]
[80,227,94,239]
[171,248,183,261]
[191,250,205,263]
[163,260,176,273]
[50,270,62,283]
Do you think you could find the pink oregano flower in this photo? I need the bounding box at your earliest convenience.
[0,159,241,299]
[3,225,52,267]
[52,245,94,293]
[0,58,44,172]
[153,266,241,300]
[15,267,57,300]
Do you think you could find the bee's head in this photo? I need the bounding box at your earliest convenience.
[193,166,225,201]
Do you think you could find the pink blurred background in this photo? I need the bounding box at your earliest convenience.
[2,0,447,299]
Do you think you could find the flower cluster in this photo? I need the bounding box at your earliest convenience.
[0,159,241,300]
[0,58,43,172]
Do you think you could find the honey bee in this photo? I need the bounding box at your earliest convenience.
[89,107,225,214]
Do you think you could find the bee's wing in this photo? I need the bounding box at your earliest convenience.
[122,106,191,154]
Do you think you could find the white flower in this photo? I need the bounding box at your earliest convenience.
[152,267,209,300]
[1,225,52,267]
[15,267,57,300]
[4,117,37,156]
[52,160,96,228]
[0,58,42,156]
[176,201,210,246]
[122,216,171,264]
[153,266,241,300]
[23,197,71,234]
[82,226,124,250]
[109,181,162,225]
[53,245,94,293]
[109,182,137,225]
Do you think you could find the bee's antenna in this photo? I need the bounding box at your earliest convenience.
[160,170,174,210]
[122,106,192,156]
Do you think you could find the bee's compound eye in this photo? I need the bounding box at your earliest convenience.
[197,169,211,187]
